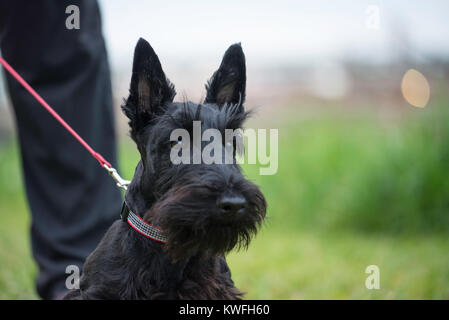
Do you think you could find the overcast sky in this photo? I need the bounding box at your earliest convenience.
[99,0,449,69]
[2,1,449,109]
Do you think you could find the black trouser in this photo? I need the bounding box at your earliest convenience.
[0,1,121,299]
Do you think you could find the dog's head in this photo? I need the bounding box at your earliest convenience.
[122,38,266,260]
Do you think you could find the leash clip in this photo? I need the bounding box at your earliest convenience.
[103,164,131,191]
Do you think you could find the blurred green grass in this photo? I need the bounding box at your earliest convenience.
[245,103,449,235]
[1,99,449,299]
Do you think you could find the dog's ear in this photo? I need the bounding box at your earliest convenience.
[122,38,176,141]
[205,43,246,110]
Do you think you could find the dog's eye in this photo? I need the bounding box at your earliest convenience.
[225,141,234,154]
[170,137,183,147]
[225,140,237,158]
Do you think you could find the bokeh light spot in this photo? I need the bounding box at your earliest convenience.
[401,69,430,108]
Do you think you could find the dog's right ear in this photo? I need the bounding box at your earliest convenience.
[204,43,246,109]
[122,38,176,142]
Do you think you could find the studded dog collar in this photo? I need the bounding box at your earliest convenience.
[121,202,167,243]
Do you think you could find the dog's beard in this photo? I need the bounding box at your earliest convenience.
[147,181,266,261]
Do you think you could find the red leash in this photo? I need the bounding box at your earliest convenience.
[0,56,130,190]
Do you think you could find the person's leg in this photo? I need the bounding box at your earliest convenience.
[0,0,121,299]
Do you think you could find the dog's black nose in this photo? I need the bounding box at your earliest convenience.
[217,195,247,214]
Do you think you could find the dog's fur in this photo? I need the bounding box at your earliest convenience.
[64,38,266,300]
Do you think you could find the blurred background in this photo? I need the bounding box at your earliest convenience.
[1,0,449,299]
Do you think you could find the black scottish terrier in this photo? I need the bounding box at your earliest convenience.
[64,38,266,300]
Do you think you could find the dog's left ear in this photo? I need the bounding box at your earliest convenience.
[122,38,176,142]
[205,43,246,109]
